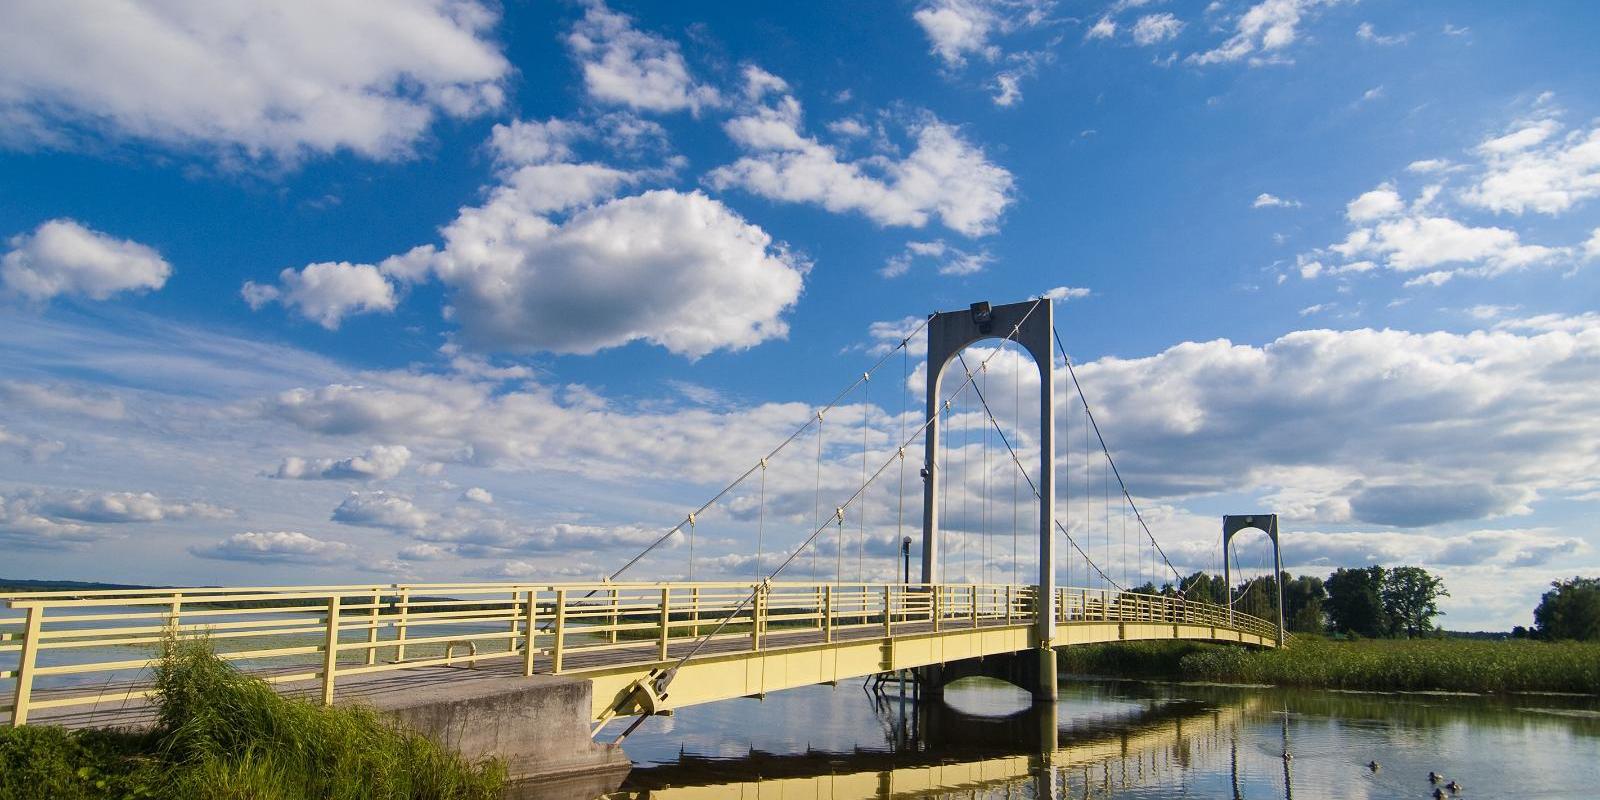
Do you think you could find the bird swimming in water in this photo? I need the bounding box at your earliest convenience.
[1433,789,1448,800]
[1429,771,1445,784]
[1367,760,1380,771]
[1447,780,1463,794]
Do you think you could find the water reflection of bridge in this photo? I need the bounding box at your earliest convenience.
[605,692,1266,799]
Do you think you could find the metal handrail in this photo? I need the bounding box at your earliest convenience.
[0,580,1275,726]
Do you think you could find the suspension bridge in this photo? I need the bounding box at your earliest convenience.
[0,299,1286,778]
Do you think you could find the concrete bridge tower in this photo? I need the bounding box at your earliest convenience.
[921,299,1057,701]
[1222,513,1286,646]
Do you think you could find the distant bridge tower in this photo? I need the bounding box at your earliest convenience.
[922,299,1056,701]
[1222,514,1285,646]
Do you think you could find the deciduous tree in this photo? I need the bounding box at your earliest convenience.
[1533,577,1600,641]
[1381,566,1448,637]
[1325,566,1388,637]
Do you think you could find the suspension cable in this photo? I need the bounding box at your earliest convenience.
[1053,325,1185,587]
[599,314,934,584]
[660,301,1046,682]
[954,350,1123,590]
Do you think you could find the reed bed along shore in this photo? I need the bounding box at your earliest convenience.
[1058,637,1600,695]
[0,637,503,800]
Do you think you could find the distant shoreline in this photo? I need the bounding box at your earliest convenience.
[1058,637,1600,695]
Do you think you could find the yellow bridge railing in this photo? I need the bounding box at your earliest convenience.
[0,581,1276,726]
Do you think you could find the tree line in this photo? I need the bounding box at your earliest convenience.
[1133,568,1600,641]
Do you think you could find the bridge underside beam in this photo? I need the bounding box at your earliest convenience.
[580,622,1274,722]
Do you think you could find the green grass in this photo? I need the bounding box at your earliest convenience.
[0,636,504,800]
[1060,637,1600,694]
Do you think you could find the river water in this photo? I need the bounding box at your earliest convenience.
[596,676,1600,799]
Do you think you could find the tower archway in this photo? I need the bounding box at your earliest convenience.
[921,299,1056,699]
[1222,514,1285,645]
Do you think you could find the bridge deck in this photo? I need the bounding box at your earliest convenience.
[6,616,1006,729]
[2,581,1279,728]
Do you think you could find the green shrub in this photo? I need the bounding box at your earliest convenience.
[0,637,504,800]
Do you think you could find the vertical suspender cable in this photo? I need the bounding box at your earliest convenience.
[860,373,869,584]
[814,410,823,583]
[896,343,909,579]
[756,459,766,581]
[1012,345,1020,586]
[1084,401,1092,589]
[972,363,985,588]
[941,400,950,585]
[960,380,969,584]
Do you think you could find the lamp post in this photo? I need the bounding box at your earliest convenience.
[901,536,912,584]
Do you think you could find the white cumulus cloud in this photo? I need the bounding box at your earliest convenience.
[913,0,1053,66]
[242,262,398,329]
[1189,0,1334,66]
[3,219,170,302]
[0,0,508,162]
[190,531,354,563]
[272,445,411,481]
[709,90,1014,237]
[332,491,432,531]
[1131,13,1184,46]
[1460,114,1600,216]
[566,0,719,114]
[386,187,805,358]
[1252,192,1301,209]
[881,240,994,278]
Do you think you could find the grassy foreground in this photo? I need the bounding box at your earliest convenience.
[0,638,504,800]
[1058,637,1600,694]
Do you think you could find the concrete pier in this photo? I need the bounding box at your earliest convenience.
[367,671,630,783]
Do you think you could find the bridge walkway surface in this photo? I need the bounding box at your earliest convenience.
[2,580,1276,730]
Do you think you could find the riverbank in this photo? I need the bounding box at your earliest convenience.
[0,639,504,800]
[1058,637,1600,694]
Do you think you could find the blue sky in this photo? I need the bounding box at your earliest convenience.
[1,0,1597,629]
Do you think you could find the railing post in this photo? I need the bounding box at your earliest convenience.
[366,588,381,666]
[395,588,410,663]
[167,592,182,631]
[523,589,538,676]
[751,585,763,652]
[508,591,520,653]
[824,585,834,643]
[658,588,671,661]
[882,586,893,637]
[10,605,43,726]
[1006,586,1014,624]
[322,595,340,706]
[970,585,979,628]
[932,586,942,633]
[609,587,621,645]
[552,589,568,673]
[690,587,701,638]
